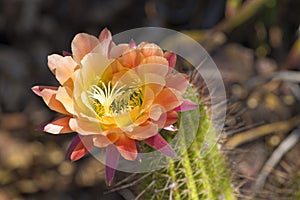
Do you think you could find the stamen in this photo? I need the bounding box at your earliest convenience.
[89,81,143,117]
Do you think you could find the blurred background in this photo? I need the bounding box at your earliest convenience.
[0,0,300,199]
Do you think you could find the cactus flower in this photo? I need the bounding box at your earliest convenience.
[32,28,197,185]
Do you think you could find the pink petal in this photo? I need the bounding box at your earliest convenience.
[66,135,81,160]
[95,28,115,57]
[40,117,73,134]
[71,33,99,62]
[165,73,189,93]
[62,51,72,56]
[174,100,198,112]
[32,86,69,115]
[144,134,177,158]
[98,28,112,42]
[129,39,137,48]
[106,144,120,186]
[66,135,93,161]
[47,54,78,85]
[109,44,130,59]
[164,52,177,68]
[135,141,141,162]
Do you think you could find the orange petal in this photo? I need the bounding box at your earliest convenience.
[164,52,177,68]
[56,86,74,114]
[48,54,78,86]
[32,86,69,115]
[141,56,169,66]
[140,43,164,57]
[145,84,164,96]
[135,64,169,88]
[164,111,178,127]
[41,117,73,134]
[131,108,149,125]
[136,63,169,77]
[118,50,144,68]
[153,88,182,111]
[115,134,137,160]
[71,33,99,62]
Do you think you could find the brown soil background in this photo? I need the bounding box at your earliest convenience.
[0,0,300,199]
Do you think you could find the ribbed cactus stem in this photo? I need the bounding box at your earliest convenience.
[168,160,181,200]
[180,141,200,200]
[136,87,235,199]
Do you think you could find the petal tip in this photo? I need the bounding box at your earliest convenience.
[99,27,112,42]
[31,86,41,95]
[105,166,115,186]
[174,100,198,112]
[144,134,177,158]
[129,39,137,48]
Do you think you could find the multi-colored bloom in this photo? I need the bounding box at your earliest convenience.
[32,28,197,185]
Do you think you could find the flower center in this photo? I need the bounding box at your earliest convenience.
[89,81,143,117]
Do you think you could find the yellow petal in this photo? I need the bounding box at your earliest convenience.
[149,104,164,121]
[80,53,113,87]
